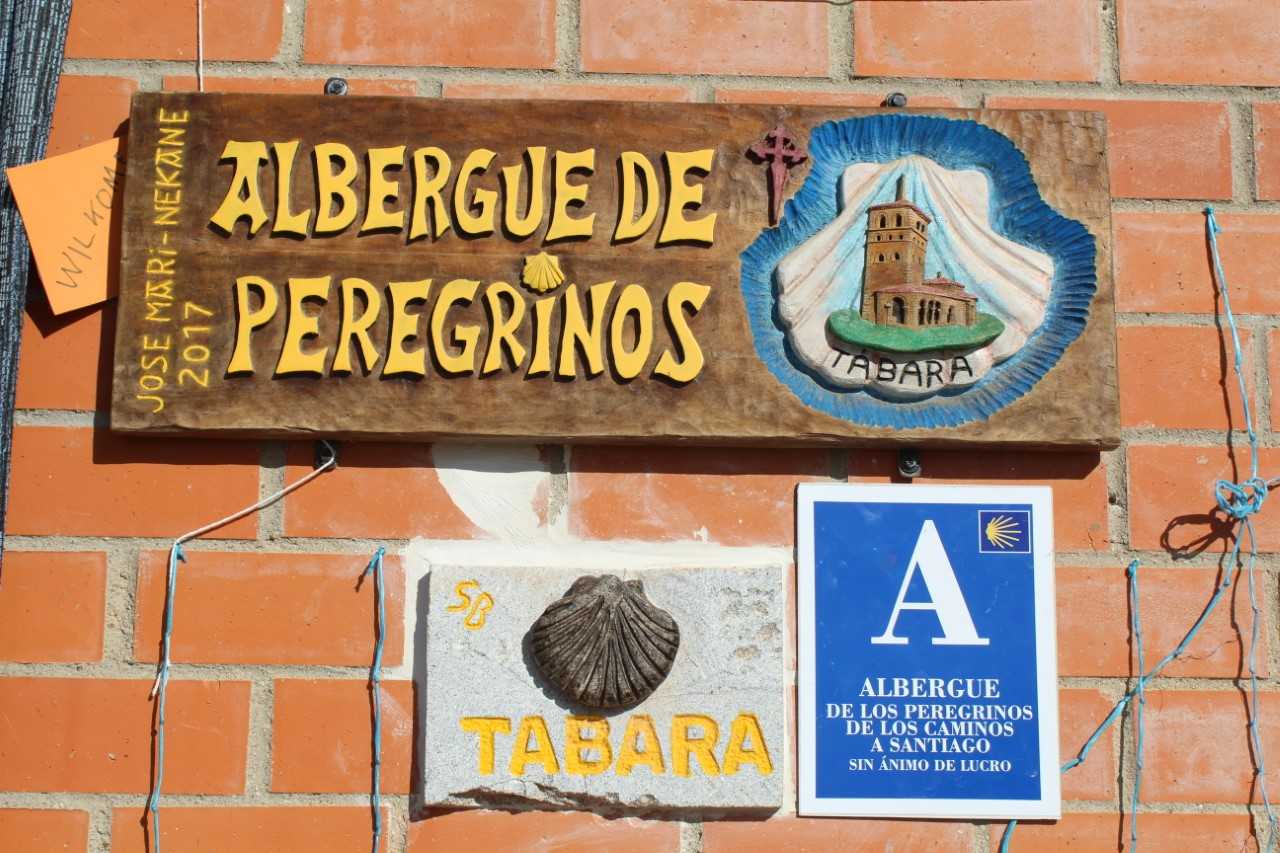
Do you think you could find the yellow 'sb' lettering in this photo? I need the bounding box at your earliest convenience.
[447,580,493,629]
[464,593,494,629]
[446,580,480,613]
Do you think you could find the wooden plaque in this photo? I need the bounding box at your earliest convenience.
[111,93,1118,448]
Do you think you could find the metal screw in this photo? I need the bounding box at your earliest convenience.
[324,77,349,96]
[883,92,909,108]
[897,448,922,479]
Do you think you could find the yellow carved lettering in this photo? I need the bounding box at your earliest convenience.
[671,714,720,777]
[209,140,268,234]
[613,151,659,242]
[313,142,358,234]
[608,283,653,380]
[227,275,278,375]
[275,276,331,376]
[509,716,559,776]
[658,149,717,245]
[722,713,773,776]
[453,149,497,237]
[362,145,406,233]
[527,296,555,377]
[410,147,452,240]
[501,146,547,239]
[332,278,382,374]
[615,715,665,776]
[481,282,528,375]
[546,149,596,242]
[271,141,312,236]
[382,279,432,377]
[557,282,614,379]
[564,716,611,776]
[431,278,481,376]
[653,281,710,383]
[459,717,511,775]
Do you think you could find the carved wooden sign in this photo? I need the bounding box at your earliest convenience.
[112,93,1118,448]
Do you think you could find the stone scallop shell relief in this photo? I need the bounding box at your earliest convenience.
[527,575,681,710]
[741,114,1097,430]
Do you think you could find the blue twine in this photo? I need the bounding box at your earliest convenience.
[1128,560,1146,849]
[1001,208,1275,851]
[362,546,387,853]
[144,441,336,852]
[145,542,185,853]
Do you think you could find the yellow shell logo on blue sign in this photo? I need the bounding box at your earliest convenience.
[979,510,1029,554]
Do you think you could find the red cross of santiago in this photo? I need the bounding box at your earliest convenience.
[749,124,808,226]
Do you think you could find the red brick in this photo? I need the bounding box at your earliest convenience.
[1118,0,1280,87]
[47,76,136,157]
[1256,104,1280,201]
[581,0,827,77]
[134,552,403,666]
[1059,689,1117,801]
[1059,566,1265,680]
[570,446,828,546]
[0,678,248,793]
[66,0,283,61]
[1118,326,1253,430]
[304,0,554,69]
[850,450,1109,551]
[985,97,1231,200]
[282,443,479,539]
[111,807,386,853]
[163,76,418,96]
[407,810,676,853]
[16,301,113,411]
[272,680,413,793]
[989,812,1256,851]
[0,810,88,852]
[6,427,259,538]
[715,89,961,108]
[1128,444,1280,553]
[1141,690,1280,803]
[1115,213,1280,315]
[444,82,694,102]
[703,816,970,852]
[0,552,106,663]
[854,0,1099,83]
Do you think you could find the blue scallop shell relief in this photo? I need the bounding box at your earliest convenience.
[739,114,1098,430]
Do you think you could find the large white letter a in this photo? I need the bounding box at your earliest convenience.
[870,520,989,646]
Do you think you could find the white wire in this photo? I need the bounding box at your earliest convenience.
[149,439,337,697]
[196,0,205,92]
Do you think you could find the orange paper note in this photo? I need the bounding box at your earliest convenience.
[6,138,125,315]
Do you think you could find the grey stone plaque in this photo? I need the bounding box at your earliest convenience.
[421,564,785,814]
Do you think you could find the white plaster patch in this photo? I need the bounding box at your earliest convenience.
[419,563,786,814]
[431,442,549,540]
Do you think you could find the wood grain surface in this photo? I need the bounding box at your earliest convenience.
[111,93,1118,448]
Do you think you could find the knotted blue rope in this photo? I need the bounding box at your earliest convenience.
[145,441,336,852]
[145,542,185,853]
[362,546,387,853]
[1001,209,1275,851]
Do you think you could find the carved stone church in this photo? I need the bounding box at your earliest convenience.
[859,176,978,329]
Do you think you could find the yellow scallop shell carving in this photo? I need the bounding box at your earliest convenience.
[521,252,565,294]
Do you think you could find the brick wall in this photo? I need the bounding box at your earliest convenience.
[2,0,1278,851]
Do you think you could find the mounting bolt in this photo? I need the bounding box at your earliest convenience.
[897,448,922,479]
[883,92,909,108]
[324,77,349,96]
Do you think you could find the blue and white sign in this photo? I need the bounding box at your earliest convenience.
[798,483,1059,819]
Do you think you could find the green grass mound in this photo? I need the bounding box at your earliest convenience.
[827,309,1005,354]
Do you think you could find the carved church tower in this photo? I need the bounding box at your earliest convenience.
[860,175,932,321]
